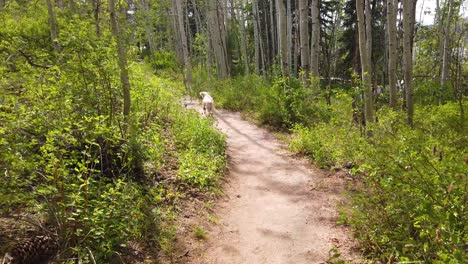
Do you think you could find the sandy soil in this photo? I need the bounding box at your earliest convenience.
[182,102,360,264]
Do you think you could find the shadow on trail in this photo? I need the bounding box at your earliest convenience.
[214,111,279,155]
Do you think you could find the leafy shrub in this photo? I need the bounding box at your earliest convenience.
[171,111,226,190]
[290,98,467,262]
[146,51,178,71]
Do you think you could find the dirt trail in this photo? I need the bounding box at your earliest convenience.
[186,105,359,264]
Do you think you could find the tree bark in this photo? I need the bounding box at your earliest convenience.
[356,0,374,125]
[46,0,60,53]
[238,0,250,75]
[440,0,455,103]
[286,0,292,74]
[175,0,193,86]
[270,0,277,64]
[387,0,398,109]
[253,0,261,74]
[277,0,289,76]
[403,0,416,127]
[140,0,157,54]
[208,0,229,79]
[109,0,131,126]
[299,0,310,85]
[93,0,102,38]
[310,0,320,78]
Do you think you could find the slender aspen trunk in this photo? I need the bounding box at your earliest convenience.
[403,0,416,127]
[93,0,102,38]
[387,0,398,109]
[46,0,60,53]
[109,0,131,127]
[262,1,271,68]
[270,0,277,62]
[356,0,374,125]
[253,0,262,74]
[256,0,266,72]
[208,0,229,79]
[310,0,320,78]
[440,0,455,102]
[299,0,309,85]
[276,0,289,76]
[175,0,192,86]
[141,0,157,54]
[286,0,292,74]
[238,0,250,75]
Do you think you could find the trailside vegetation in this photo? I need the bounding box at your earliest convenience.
[0,1,225,262]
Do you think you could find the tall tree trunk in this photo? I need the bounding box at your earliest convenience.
[256,0,266,72]
[170,3,184,66]
[356,0,374,125]
[387,0,398,109]
[238,0,250,75]
[403,0,416,127]
[310,0,320,79]
[286,0,292,74]
[277,0,289,76]
[208,0,229,79]
[440,0,455,104]
[93,0,102,38]
[262,1,271,68]
[253,0,261,74]
[141,0,157,54]
[299,0,309,85]
[175,0,193,86]
[46,0,60,53]
[270,0,277,64]
[109,0,131,129]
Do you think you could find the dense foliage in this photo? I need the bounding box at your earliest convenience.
[0,2,225,262]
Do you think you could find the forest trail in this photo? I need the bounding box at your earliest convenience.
[185,101,359,264]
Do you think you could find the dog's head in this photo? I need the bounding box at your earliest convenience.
[200,91,208,98]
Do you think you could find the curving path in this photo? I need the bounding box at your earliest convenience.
[186,103,359,264]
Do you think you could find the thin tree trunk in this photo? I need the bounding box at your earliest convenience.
[277,0,289,76]
[310,0,320,78]
[387,0,398,109]
[238,0,250,75]
[440,0,455,103]
[208,0,229,79]
[253,0,261,74]
[141,0,157,54]
[286,0,292,74]
[262,1,271,68]
[256,0,266,73]
[270,0,277,63]
[46,0,60,53]
[93,0,102,38]
[436,0,444,103]
[356,0,374,125]
[109,0,131,129]
[175,0,193,86]
[403,0,416,127]
[299,0,309,85]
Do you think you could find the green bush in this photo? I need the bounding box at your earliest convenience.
[290,99,467,262]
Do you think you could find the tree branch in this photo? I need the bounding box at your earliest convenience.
[18,50,53,69]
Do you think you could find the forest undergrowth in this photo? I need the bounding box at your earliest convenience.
[0,4,226,263]
[193,71,467,263]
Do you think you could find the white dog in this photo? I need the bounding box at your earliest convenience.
[199,91,214,117]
